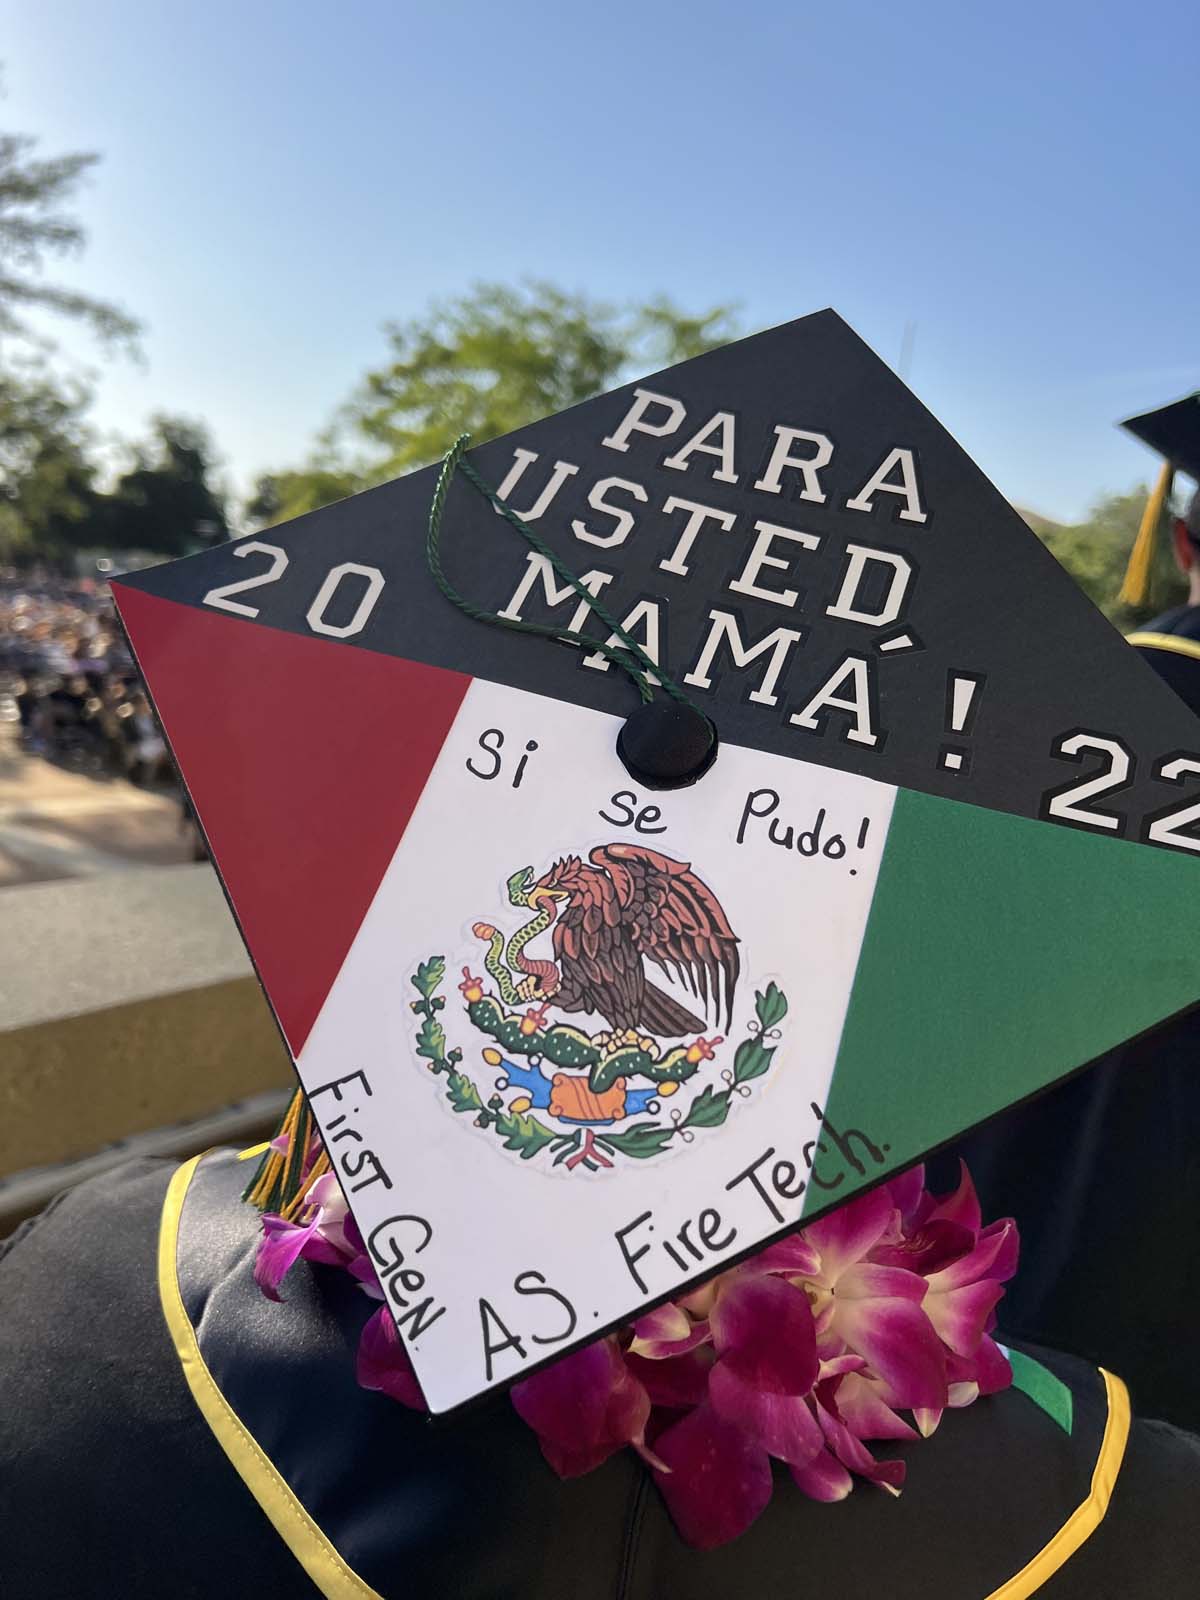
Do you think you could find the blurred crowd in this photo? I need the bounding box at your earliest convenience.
[0,568,171,787]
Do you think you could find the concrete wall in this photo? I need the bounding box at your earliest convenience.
[0,866,293,1211]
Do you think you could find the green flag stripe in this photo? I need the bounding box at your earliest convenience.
[1005,1347,1074,1435]
[805,786,1200,1215]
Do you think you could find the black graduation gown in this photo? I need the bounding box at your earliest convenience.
[932,1003,1200,1433]
[2,1150,1199,1600]
[933,603,1200,1433]
[1128,601,1200,717]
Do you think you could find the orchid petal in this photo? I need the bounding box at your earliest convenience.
[511,1339,623,1447]
[818,1352,868,1379]
[355,1306,426,1410]
[973,1335,1013,1395]
[885,1164,926,1223]
[813,1301,837,1340]
[927,1160,981,1233]
[709,1361,823,1465]
[631,1436,671,1474]
[629,1324,712,1360]
[626,1348,713,1409]
[924,1278,1005,1358]
[750,1236,821,1279]
[678,1280,720,1317]
[253,1212,318,1301]
[790,1448,854,1501]
[629,1304,711,1359]
[979,1218,1020,1283]
[512,1339,651,1478]
[834,1296,947,1412]
[651,1405,774,1549]
[870,1218,974,1275]
[345,1252,383,1297]
[833,1372,919,1441]
[925,1219,1018,1292]
[907,1189,935,1230]
[813,1393,905,1494]
[604,1363,654,1451]
[836,1263,928,1302]
[914,1406,942,1437]
[803,1187,895,1281]
[633,1304,692,1344]
[304,1171,345,1212]
[945,1349,977,1384]
[298,1232,350,1267]
[709,1276,818,1395]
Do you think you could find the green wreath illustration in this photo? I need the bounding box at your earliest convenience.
[408,957,788,1174]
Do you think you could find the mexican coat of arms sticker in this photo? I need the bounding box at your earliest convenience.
[412,842,789,1174]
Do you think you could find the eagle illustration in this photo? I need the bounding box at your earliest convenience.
[522,843,740,1039]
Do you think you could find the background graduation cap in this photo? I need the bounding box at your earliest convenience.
[112,310,1200,1411]
[1117,391,1200,607]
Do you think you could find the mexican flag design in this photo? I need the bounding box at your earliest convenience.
[112,582,1200,1411]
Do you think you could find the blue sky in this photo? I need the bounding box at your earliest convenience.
[4,0,1197,521]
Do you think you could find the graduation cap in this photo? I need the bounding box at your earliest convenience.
[1117,391,1200,607]
[113,311,1200,1413]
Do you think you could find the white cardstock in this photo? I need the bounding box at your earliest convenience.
[296,679,897,1413]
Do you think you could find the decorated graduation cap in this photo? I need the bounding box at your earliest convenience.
[113,310,1200,1415]
[1117,390,1200,608]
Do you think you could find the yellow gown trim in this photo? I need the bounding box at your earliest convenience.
[1127,629,1200,663]
[157,1154,384,1600]
[983,1368,1130,1598]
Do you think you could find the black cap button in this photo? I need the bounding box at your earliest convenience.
[616,701,718,790]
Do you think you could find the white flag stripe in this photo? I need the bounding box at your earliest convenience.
[299,680,897,1412]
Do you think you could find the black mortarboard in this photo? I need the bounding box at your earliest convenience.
[110,311,1200,1413]
[1122,392,1200,484]
[1117,392,1200,605]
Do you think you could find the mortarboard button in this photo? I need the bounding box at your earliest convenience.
[616,700,718,789]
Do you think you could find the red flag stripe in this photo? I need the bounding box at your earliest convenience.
[113,585,470,1055]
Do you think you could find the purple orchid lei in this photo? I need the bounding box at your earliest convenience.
[254,1151,1018,1550]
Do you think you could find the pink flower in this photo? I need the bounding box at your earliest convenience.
[252,1155,1017,1551]
[628,1302,711,1360]
[511,1338,658,1477]
[501,1169,1017,1540]
[651,1405,774,1549]
[252,1170,377,1301]
[706,1275,823,1467]
[793,1381,906,1501]
[356,1305,426,1409]
[801,1187,948,1414]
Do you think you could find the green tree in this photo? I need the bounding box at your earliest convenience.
[95,415,228,556]
[0,369,97,561]
[245,466,365,529]
[345,280,739,477]
[0,108,141,563]
[248,281,739,525]
[0,131,139,348]
[1029,487,1186,628]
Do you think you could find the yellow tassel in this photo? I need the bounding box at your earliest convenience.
[245,1151,281,1210]
[244,1087,304,1209]
[281,1148,332,1221]
[1118,461,1174,607]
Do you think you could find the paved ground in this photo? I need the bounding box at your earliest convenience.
[0,727,199,888]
